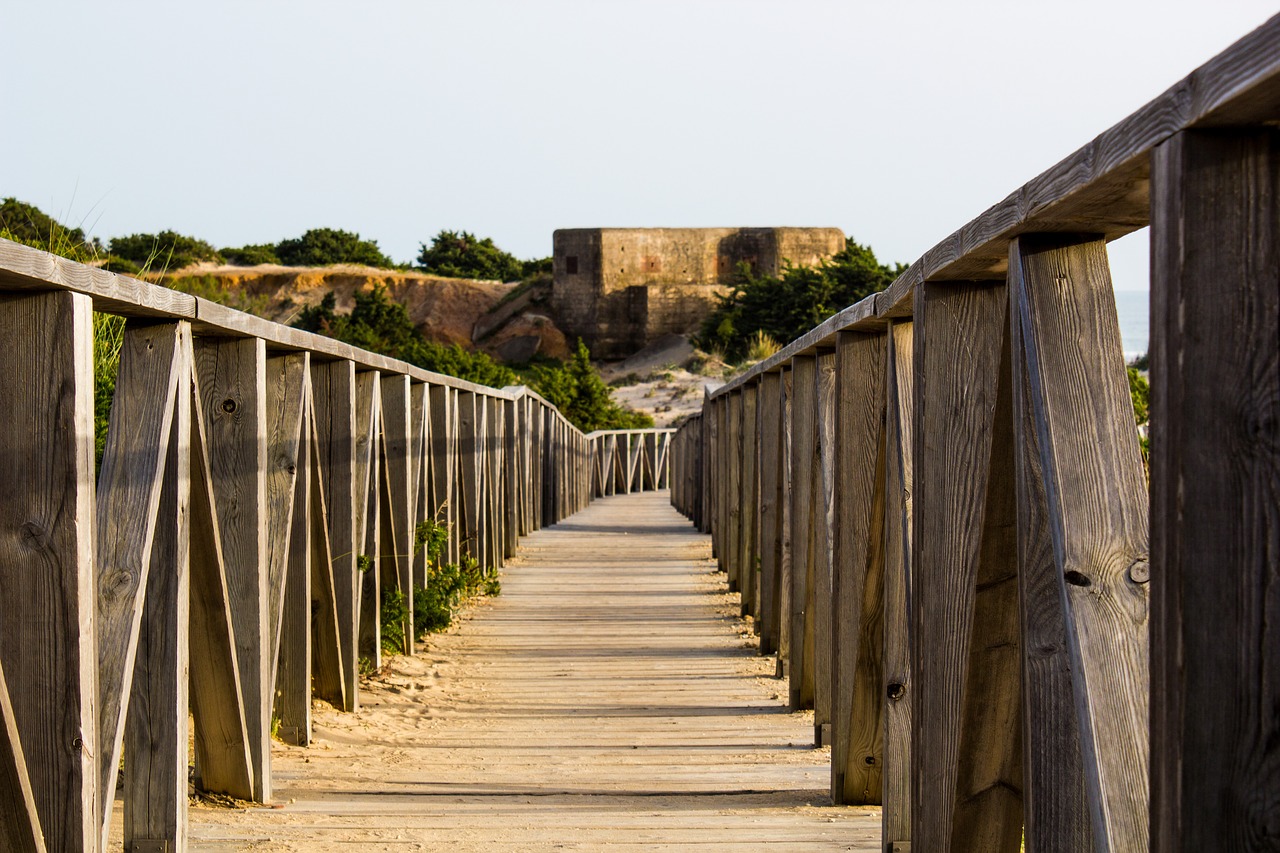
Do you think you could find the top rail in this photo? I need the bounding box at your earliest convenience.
[712,12,1280,398]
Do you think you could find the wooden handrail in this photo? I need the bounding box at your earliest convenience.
[671,14,1280,853]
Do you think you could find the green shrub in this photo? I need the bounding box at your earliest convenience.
[380,588,409,655]
[696,238,904,362]
[417,230,524,281]
[0,198,97,260]
[222,243,280,266]
[109,230,223,271]
[520,340,654,431]
[276,228,393,268]
[101,256,141,275]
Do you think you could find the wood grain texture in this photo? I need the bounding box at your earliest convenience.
[830,332,886,807]
[882,322,914,848]
[94,321,183,822]
[428,385,455,565]
[264,353,307,705]
[1011,235,1149,852]
[911,281,1022,853]
[787,355,817,709]
[195,336,271,803]
[757,373,784,656]
[355,373,381,668]
[1150,129,1280,852]
[812,352,837,742]
[409,382,428,587]
[0,655,45,853]
[777,368,794,678]
[123,323,191,853]
[188,376,255,800]
[306,403,346,709]
[0,292,93,852]
[457,392,481,561]
[310,359,359,712]
[1007,238,1092,851]
[724,393,743,593]
[275,377,313,746]
[381,375,414,652]
[739,385,759,619]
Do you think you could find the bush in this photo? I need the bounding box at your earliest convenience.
[520,340,654,431]
[101,255,141,275]
[410,520,498,639]
[222,243,280,266]
[417,230,524,281]
[109,230,223,271]
[0,198,97,260]
[380,588,409,655]
[696,238,904,362]
[276,228,394,268]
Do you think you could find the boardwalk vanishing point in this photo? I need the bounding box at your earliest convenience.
[180,492,880,851]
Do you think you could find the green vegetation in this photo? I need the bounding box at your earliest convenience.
[292,285,652,431]
[221,243,280,266]
[0,197,98,260]
[380,588,409,655]
[109,230,223,271]
[417,229,524,281]
[410,519,495,639]
[276,227,394,268]
[696,238,905,362]
[1128,357,1150,466]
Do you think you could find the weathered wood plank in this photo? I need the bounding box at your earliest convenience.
[757,372,783,656]
[355,372,381,668]
[911,280,1022,852]
[194,336,271,802]
[787,355,817,708]
[409,382,429,589]
[382,375,414,653]
[738,383,759,620]
[1011,234,1148,852]
[306,402,346,709]
[95,321,183,825]
[830,331,886,806]
[311,359,359,711]
[188,375,255,800]
[275,376,313,746]
[457,391,481,561]
[124,323,191,853]
[777,367,794,679]
[0,656,44,853]
[882,321,914,848]
[264,352,307,709]
[812,351,836,745]
[1150,128,1279,852]
[724,392,743,593]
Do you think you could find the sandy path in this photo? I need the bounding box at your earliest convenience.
[186,491,880,851]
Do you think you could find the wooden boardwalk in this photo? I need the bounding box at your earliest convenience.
[185,491,879,851]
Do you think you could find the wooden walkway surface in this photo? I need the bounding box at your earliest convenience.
[185,491,879,851]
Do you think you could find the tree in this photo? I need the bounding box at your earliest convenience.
[417,230,524,282]
[524,340,654,431]
[695,238,904,362]
[276,228,394,268]
[109,230,223,270]
[0,197,95,260]
[222,243,280,265]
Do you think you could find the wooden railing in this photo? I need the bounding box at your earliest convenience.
[0,237,669,852]
[587,428,675,497]
[670,16,1280,852]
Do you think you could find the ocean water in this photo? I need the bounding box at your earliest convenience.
[1114,289,1148,361]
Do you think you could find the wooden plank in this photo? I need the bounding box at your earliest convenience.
[94,321,183,824]
[724,393,743,593]
[194,336,271,803]
[812,351,836,744]
[505,400,520,556]
[355,372,381,668]
[757,373,783,656]
[264,352,307,706]
[787,356,816,708]
[275,375,314,746]
[428,385,455,563]
[307,402,346,709]
[0,656,45,853]
[124,323,191,853]
[776,368,793,679]
[881,321,914,848]
[188,375,256,800]
[829,331,886,807]
[1011,234,1149,851]
[409,382,429,588]
[0,292,93,852]
[1150,128,1279,852]
[738,384,759,620]
[911,280,1023,852]
[457,391,480,560]
[382,374,414,653]
[1008,247,1093,850]
[311,359,359,712]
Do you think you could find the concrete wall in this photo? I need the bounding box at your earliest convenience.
[552,227,845,358]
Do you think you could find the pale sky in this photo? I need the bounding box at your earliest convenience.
[3,1,1275,292]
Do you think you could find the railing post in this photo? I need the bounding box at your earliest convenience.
[739,383,760,619]
[354,372,382,670]
[758,374,784,656]
[724,393,743,593]
[787,355,817,709]
[1150,128,1279,852]
[812,350,837,746]
[911,279,1023,852]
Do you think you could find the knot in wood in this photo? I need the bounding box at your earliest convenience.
[1127,559,1150,584]
[19,520,49,552]
[887,682,906,701]
[1063,570,1092,587]
[221,398,238,415]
